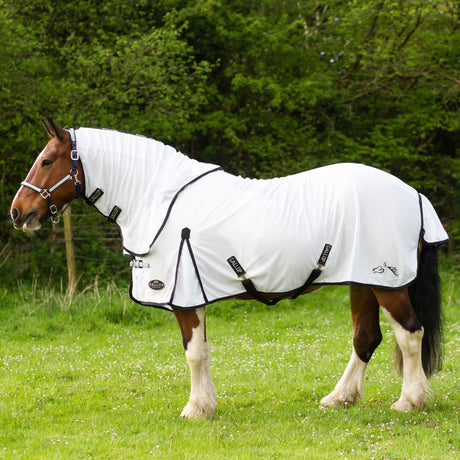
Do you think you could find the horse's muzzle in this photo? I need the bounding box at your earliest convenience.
[10,207,41,231]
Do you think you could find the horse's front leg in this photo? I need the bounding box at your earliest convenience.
[173,306,217,419]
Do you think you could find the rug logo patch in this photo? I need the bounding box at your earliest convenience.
[227,256,246,278]
[87,188,104,205]
[318,243,332,266]
[372,263,399,277]
[107,205,122,223]
[149,279,165,290]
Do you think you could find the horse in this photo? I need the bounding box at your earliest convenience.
[10,118,448,418]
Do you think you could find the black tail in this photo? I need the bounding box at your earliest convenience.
[404,244,443,377]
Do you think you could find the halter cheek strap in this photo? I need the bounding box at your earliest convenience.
[20,128,81,224]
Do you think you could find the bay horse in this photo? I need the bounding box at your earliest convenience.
[10,119,448,418]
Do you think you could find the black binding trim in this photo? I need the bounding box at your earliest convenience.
[147,167,223,253]
[170,228,208,305]
[418,193,425,240]
[417,192,449,247]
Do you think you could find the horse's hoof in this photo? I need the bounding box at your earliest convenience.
[180,402,215,419]
[320,392,359,409]
[391,393,428,411]
[319,396,340,409]
[391,398,414,411]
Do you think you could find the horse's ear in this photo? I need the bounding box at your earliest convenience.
[42,117,67,141]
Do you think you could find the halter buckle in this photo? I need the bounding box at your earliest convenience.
[40,190,50,200]
[71,149,79,161]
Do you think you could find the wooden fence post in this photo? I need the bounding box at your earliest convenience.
[63,206,77,295]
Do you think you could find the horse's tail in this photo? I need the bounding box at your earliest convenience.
[398,244,442,377]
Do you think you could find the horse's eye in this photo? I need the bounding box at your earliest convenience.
[42,159,53,167]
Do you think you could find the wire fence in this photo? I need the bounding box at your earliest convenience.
[0,203,128,288]
[53,215,123,259]
[62,207,127,284]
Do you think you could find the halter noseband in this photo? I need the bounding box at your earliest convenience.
[21,128,82,224]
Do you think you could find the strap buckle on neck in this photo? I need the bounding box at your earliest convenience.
[68,129,78,156]
[71,149,79,162]
[66,128,81,198]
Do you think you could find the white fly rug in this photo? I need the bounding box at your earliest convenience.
[75,128,448,310]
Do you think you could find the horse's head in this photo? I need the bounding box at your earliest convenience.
[10,118,84,231]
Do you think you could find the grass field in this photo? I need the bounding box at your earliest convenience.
[0,265,458,459]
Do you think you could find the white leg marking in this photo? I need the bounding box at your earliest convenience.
[381,307,430,411]
[320,348,367,408]
[181,308,217,419]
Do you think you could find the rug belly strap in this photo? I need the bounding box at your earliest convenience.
[241,277,279,306]
[226,244,331,306]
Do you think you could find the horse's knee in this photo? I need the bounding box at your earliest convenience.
[186,330,210,361]
[353,329,382,362]
[173,307,210,370]
[350,285,382,362]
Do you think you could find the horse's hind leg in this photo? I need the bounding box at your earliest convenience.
[173,306,217,418]
[320,285,382,408]
[373,288,430,411]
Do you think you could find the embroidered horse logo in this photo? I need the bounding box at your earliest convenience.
[372,262,399,276]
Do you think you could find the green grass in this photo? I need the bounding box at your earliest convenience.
[0,266,458,459]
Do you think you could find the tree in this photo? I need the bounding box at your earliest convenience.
[1,0,458,285]
[164,0,459,240]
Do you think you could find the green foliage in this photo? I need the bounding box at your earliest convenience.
[0,0,458,284]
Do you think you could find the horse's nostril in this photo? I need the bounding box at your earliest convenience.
[11,207,19,222]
